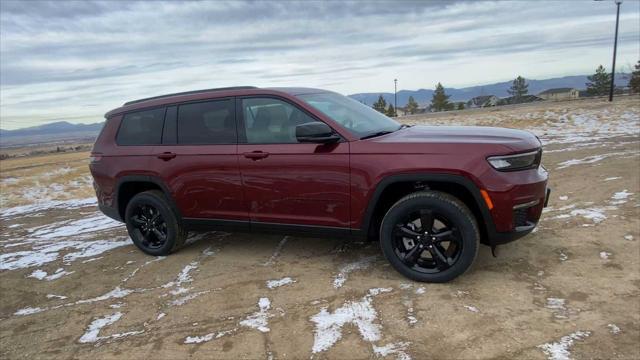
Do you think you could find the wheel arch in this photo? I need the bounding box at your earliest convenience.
[115,175,182,222]
[361,173,496,246]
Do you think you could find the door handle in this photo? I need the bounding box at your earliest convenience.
[243,151,269,160]
[157,152,177,161]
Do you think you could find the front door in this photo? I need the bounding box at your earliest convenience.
[237,97,350,228]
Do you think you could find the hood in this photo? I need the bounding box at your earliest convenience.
[366,125,541,153]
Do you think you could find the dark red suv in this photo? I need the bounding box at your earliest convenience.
[90,86,549,282]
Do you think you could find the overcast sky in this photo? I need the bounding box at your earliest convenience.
[1,1,638,130]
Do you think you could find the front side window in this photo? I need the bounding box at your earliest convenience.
[242,98,316,144]
[178,99,235,144]
[297,92,400,139]
[117,108,165,145]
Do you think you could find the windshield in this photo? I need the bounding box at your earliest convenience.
[298,92,401,139]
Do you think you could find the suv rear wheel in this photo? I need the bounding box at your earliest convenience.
[380,191,479,283]
[124,190,187,256]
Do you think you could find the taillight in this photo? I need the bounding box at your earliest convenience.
[90,153,102,163]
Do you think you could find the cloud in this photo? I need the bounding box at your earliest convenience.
[0,0,638,129]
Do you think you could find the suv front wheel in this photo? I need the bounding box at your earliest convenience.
[380,191,479,283]
[124,190,187,256]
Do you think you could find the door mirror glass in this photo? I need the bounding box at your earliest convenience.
[295,122,340,143]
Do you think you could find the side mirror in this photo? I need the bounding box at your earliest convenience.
[296,122,340,144]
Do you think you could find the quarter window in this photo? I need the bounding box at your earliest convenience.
[117,108,165,145]
[242,98,316,144]
[177,99,236,144]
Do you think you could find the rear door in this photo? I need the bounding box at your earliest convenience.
[149,98,247,221]
[236,96,350,228]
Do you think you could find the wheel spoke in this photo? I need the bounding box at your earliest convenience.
[151,227,166,241]
[429,245,450,269]
[433,229,458,243]
[396,224,421,238]
[403,245,423,265]
[131,215,145,227]
[420,210,434,233]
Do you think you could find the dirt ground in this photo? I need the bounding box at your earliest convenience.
[1,97,639,359]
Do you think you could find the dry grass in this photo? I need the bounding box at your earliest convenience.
[0,151,93,207]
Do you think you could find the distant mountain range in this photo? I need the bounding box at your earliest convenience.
[0,121,104,148]
[348,73,630,106]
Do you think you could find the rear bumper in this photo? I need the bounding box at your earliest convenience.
[99,203,123,222]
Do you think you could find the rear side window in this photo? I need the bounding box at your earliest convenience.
[177,99,236,144]
[116,108,165,145]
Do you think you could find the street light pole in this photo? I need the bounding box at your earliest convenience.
[609,0,622,102]
[394,79,398,117]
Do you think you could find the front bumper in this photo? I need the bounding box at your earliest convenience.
[491,186,550,245]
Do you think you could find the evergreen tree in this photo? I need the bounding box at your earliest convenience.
[457,102,465,110]
[430,83,453,112]
[586,65,612,96]
[507,76,529,101]
[373,95,387,113]
[629,60,640,94]
[406,96,419,114]
[386,104,395,117]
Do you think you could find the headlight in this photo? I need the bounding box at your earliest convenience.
[487,149,541,171]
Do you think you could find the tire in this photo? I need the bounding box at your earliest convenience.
[379,190,479,283]
[124,190,187,256]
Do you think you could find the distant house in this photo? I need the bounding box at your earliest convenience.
[538,88,579,101]
[466,95,499,108]
[498,95,544,106]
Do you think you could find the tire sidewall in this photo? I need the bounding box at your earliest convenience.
[125,191,180,256]
[380,193,478,283]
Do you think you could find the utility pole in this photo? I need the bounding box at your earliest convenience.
[394,79,398,117]
[609,0,622,101]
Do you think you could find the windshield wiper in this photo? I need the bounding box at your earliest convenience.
[360,130,395,140]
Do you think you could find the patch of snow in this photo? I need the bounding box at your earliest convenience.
[76,286,134,304]
[240,297,272,333]
[262,236,289,266]
[266,277,295,289]
[333,255,377,288]
[109,303,124,309]
[464,305,479,313]
[184,329,234,344]
[46,294,67,300]
[556,151,638,170]
[156,313,166,320]
[169,290,210,306]
[372,342,412,360]
[414,287,425,295]
[599,251,611,260]
[14,307,45,316]
[0,197,96,219]
[546,298,569,319]
[624,235,634,241]
[607,324,621,334]
[28,268,74,281]
[559,196,569,201]
[78,312,143,343]
[538,331,590,360]
[604,177,621,181]
[310,288,391,353]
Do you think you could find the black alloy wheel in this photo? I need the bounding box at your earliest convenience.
[393,209,463,273]
[124,190,187,256]
[380,191,479,283]
[129,204,168,250]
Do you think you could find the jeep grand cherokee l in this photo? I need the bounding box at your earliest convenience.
[90,86,549,283]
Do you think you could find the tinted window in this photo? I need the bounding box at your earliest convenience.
[178,100,235,144]
[242,98,316,144]
[117,108,165,145]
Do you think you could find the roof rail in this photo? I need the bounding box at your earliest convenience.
[123,86,258,106]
